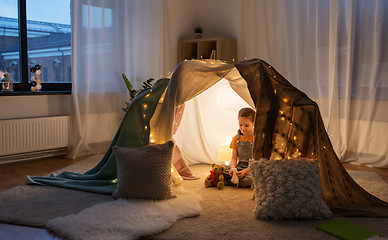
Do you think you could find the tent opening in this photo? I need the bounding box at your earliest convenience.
[173,78,252,166]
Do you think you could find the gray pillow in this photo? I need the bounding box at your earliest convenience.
[250,158,332,220]
[112,140,176,200]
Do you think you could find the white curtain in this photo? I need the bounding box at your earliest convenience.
[242,0,388,167]
[68,0,170,158]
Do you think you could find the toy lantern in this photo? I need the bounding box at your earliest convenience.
[1,73,14,92]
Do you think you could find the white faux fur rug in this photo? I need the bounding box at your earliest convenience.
[47,186,201,240]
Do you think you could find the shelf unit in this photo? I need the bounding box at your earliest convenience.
[178,37,236,63]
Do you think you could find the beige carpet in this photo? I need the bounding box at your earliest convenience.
[347,170,388,203]
[142,165,388,240]
[0,155,388,240]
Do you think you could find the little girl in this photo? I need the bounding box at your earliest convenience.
[223,107,255,187]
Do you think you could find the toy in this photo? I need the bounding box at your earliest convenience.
[1,72,14,92]
[204,163,225,189]
[30,64,42,92]
[231,167,239,185]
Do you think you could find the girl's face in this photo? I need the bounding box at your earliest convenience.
[238,116,254,136]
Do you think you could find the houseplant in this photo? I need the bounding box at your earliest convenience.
[122,73,155,112]
[194,26,203,39]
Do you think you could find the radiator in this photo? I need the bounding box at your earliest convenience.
[0,116,70,163]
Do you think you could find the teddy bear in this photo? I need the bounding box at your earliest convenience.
[204,163,225,189]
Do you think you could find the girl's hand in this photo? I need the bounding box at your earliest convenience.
[237,169,250,179]
[229,168,237,176]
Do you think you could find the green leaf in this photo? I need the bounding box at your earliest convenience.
[142,83,150,88]
[122,73,133,92]
[121,74,157,110]
[142,78,155,89]
[122,102,130,112]
[130,89,137,100]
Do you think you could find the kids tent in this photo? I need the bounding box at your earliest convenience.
[27,59,388,216]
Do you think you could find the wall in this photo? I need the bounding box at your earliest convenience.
[194,0,243,60]
[0,95,71,120]
[172,0,242,41]
[164,0,243,73]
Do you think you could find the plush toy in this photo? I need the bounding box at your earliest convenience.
[30,64,42,92]
[231,167,239,185]
[204,163,225,189]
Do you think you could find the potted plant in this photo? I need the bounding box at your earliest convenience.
[194,26,203,39]
[121,73,155,112]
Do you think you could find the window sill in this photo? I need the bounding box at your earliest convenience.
[0,91,71,96]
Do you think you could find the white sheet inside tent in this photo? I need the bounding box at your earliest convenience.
[150,60,255,166]
[173,78,252,165]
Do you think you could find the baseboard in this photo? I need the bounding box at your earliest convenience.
[0,147,68,164]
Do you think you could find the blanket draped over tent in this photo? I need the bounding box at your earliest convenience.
[27,59,388,217]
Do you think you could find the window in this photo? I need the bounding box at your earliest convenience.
[0,0,71,93]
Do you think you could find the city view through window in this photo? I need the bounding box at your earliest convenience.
[0,0,71,87]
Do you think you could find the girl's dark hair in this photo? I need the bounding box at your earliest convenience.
[238,107,256,122]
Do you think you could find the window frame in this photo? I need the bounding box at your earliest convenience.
[1,0,71,94]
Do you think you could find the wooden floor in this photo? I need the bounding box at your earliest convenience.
[0,156,387,240]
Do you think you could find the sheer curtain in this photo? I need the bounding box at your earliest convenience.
[68,0,170,158]
[242,0,388,167]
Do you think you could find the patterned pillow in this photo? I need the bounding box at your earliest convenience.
[250,158,332,220]
[112,141,176,200]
